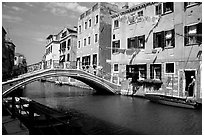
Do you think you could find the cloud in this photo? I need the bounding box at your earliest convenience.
[24,2,34,7]
[33,37,45,42]
[2,14,23,23]
[45,2,89,16]
[11,6,25,12]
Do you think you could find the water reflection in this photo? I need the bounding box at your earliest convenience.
[22,81,202,135]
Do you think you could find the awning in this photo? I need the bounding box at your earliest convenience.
[131,51,158,64]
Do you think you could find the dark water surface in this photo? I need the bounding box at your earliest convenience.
[22,81,202,135]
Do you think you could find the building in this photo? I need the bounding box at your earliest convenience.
[59,28,77,69]
[45,34,60,69]
[45,27,77,69]
[2,27,15,81]
[13,53,27,76]
[77,2,119,78]
[110,2,202,100]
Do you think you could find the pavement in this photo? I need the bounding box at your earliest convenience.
[2,116,29,135]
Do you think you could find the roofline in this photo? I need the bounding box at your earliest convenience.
[111,2,156,18]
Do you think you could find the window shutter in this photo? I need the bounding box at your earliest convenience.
[171,2,174,12]
[127,38,130,49]
[171,29,175,47]
[161,31,165,49]
[142,35,145,48]
[135,36,138,48]
[197,23,202,44]
[163,3,166,13]
[184,2,187,10]
[153,33,156,48]
[184,26,188,46]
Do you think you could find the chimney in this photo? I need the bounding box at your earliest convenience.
[122,2,129,9]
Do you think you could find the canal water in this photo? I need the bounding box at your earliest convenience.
[22,81,202,135]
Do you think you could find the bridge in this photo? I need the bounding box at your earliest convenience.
[2,68,121,97]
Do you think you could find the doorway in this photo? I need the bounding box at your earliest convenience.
[184,70,196,97]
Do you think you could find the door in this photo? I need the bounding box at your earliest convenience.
[184,70,196,97]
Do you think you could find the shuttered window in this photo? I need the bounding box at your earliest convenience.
[112,40,120,54]
[127,35,145,49]
[184,23,202,46]
[164,29,175,48]
[153,31,165,49]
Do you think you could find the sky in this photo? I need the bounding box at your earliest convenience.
[2,2,138,65]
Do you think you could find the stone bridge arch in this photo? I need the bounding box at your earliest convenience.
[2,69,121,97]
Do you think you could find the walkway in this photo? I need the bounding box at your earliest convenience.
[2,116,29,135]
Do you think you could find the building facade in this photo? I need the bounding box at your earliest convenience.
[2,27,16,81]
[111,2,202,100]
[59,28,77,69]
[45,28,77,69]
[13,53,27,77]
[45,34,60,69]
[77,2,119,78]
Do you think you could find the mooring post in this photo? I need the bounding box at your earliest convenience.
[11,95,15,118]
[29,101,34,124]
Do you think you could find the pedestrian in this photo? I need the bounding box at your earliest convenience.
[188,76,195,97]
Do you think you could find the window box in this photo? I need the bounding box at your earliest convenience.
[137,78,163,84]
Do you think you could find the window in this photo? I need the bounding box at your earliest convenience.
[95,34,98,43]
[126,64,147,81]
[88,36,91,44]
[84,38,86,46]
[92,54,97,67]
[127,35,145,49]
[59,55,65,62]
[67,39,71,50]
[163,2,174,13]
[113,34,115,39]
[153,31,165,49]
[165,29,175,48]
[114,20,119,28]
[82,55,91,66]
[61,31,67,38]
[184,2,200,8]
[127,37,136,49]
[95,15,98,24]
[137,65,147,80]
[165,62,175,74]
[112,40,120,54]
[184,23,202,45]
[150,64,162,80]
[138,10,143,17]
[155,4,162,15]
[113,64,119,72]
[78,25,81,33]
[67,54,70,61]
[85,22,87,29]
[138,35,145,48]
[60,41,66,52]
[78,41,81,48]
[89,19,92,27]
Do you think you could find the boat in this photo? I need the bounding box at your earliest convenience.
[3,97,71,132]
[144,93,200,109]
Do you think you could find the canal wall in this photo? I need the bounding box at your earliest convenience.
[42,77,94,90]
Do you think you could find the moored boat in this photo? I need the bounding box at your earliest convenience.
[145,93,200,109]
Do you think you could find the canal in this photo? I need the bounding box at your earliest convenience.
[22,81,202,135]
